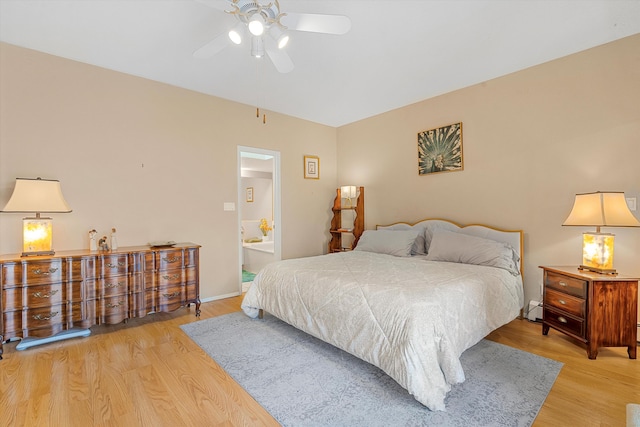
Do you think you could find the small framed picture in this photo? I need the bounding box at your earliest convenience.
[304,155,320,179]
[246,187,254,203]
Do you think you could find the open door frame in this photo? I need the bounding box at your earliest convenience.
[237,146,282,294]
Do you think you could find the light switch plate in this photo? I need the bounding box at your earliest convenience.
[626,197,637,212]
[223,202,235,211]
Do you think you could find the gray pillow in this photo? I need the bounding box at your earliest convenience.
[424,221,462,253]
[424,230,520,275]
[377,223,428,255]
[354,229,421,257]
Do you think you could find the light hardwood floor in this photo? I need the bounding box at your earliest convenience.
[1,295,638,426]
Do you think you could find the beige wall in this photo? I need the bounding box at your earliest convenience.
[0,42,338,300]
[2,35,640,307]
[337,34,640,305]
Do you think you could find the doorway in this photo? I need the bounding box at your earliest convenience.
[237,146,281,293]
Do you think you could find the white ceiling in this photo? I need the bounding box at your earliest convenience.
[2,0,639,127]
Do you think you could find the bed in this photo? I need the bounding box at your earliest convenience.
[241,219,524,411]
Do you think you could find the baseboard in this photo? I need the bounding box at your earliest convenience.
[200,292,242,303]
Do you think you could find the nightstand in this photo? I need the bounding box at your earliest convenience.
[540,266,638,360]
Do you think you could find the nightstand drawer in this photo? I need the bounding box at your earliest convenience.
[545,288,585,318]
[544,307,585,339]
[545,271,587,298]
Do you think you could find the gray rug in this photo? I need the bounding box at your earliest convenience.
[181,312,562,427]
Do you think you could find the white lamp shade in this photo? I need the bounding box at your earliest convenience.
[341,186,357,199]
[2,177,72,213]
[563,192,639,227]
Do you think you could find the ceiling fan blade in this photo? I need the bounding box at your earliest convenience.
[266,46,294,73]
[193,0,230,12]
[193,33,231,58]
[280,12,351,35]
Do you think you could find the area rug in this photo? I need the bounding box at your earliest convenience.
[181,312,562,427]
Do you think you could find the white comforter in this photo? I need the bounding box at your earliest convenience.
[241,251,524,411]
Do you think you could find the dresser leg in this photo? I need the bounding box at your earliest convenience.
[0,338,3,360]
[629,345,637,359]
[587,345,598,360]
[542,323,549,335]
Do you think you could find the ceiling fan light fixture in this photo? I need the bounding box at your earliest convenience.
[248,14,265,36]
[270,26,289,49]
[228,23,244,44]
[251,36,265,58]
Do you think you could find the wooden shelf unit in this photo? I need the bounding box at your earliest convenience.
[328,187,364,253]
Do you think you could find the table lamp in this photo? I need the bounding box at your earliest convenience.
[563,191,640,274]
[1,177,72,256]
[340,185,357,208]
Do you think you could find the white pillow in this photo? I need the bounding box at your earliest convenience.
[377,223,428,255]
[354,229,421,257]
[424,230,520,275]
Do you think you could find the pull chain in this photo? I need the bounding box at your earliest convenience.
[255,55,267,124]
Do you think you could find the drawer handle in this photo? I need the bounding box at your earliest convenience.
[557,316,568,324]
[163,274,180,280]
[32,267,58,276]
[162,291,181,299]
[106,301,124,308]
[33,289,59,298]
[558,299,567,305]
[106,262,125,268]
[558,281,568,287]
[163,256,179,263]
[105,281,125,289]
[33,311,58,321]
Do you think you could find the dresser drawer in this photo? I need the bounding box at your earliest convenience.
[157,271,183,287]
[544,288,585,318]
[24,260,64,285]
[157,250,184,271]
[102,295,128,312]
[97,276,131,298]
[24,304,66,329]
[99,254,129,277]
[157,285,186,312]
[544,307,585,339]
[545,271,587,298]
[98,295,129,324]
[25,284,65,308]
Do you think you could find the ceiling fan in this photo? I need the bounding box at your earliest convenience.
[193,0,351,73]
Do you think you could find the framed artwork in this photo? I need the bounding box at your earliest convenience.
[304,155,320,179]
[246,187,253,203]
[417,122,463,175]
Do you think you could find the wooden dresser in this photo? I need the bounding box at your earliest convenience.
[540,265,637,359]
[0,243,200,359]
